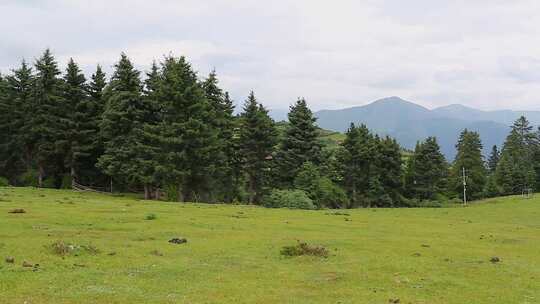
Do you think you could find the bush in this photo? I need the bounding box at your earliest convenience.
[19,170,38,187]
[263,189,315,210]
[313,177,349,209]
[60,175,72,189]
[0,177,9,187]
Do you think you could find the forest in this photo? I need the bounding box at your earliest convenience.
[1,49,539,208]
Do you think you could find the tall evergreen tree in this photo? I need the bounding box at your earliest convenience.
[449,129,486,200]
[239,91,277,204]
[202,71,238,202]
[338,123,379,207]
[404,137,448,200]
[495,116,536,194]
[32,49,65,186]
[60,58,88,185]
[275,98,322,187]
[487,145,500,174]
[375,136,404,206]
[98,53,157,198]
[152,56,220,201]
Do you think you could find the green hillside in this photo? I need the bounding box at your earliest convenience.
[1,187,539,303]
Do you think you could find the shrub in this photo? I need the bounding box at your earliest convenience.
[313,177,349,209]
[263,189,314,210]
[0,177,9,187]
[47,240,100,256]
[19,170,38,187]
[281,241,329,258]
[60,175,72,189]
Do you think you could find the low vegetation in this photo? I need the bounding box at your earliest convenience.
[0,187,539,303]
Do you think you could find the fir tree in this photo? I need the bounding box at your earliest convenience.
[376,136,404,206]
[275,98,322,187]
[239,91,278,204]
[98,53,158,198]
[404,137,448,200]
[449,129,486,200]
[487,145,500,174]
[202,70,238,202]
[32,49,65,187]
[60,58,88,185]
[495,116,536,194]
[152,56,220,201]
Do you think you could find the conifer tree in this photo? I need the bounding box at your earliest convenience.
[338,123,379,207]
[449,129,486,200]
[404,137,448,200]
[375,136,404,206]
[487,145,500,174]
[152,56,220,201]
[238,91,277,204]
[32,49,65,186]
[275,98,322,187]
[202,71,238,202]
[495,116,536,194]
[98,53,157,198]
[60,58,88,185]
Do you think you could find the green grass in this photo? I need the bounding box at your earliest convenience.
[0,187,539,303]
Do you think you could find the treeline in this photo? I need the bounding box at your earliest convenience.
[1,49,539,208]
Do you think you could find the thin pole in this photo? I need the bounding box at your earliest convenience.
[462,167,467,206]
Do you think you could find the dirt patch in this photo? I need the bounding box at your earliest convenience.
[5,257,14,264]
[8,209,26,214]
[47,240,100,257]
[490,257,501,263]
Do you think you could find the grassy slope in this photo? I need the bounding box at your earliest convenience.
[0,187,539,304]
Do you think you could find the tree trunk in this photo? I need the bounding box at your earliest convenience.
[144,184,151,200]
[38,164,45,188]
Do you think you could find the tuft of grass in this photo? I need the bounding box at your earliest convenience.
[145,213,157,220]
[281,241,329,258]
[47,240,100,257]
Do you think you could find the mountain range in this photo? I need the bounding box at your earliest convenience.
[305,97,540,160]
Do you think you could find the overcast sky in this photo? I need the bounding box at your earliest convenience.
[2,0,540,111]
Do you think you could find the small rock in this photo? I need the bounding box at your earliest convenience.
[107,252,117,256]
[168,238,187,244]
[5,257,14,263]
[388,298,400,303]
[22,261,33,267]
[412,252,421,257]
[421,244,430,248]
[490,257,501,263]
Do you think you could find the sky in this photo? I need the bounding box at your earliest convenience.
[2,0,540,111]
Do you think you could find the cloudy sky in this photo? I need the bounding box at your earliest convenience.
[2,0,540,111]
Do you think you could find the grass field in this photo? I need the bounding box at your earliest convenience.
[0,187,539,303]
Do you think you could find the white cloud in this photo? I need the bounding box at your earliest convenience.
[2,0,540,111]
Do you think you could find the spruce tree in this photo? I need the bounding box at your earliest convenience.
[495,116,536,194]
[202,70,238,202]
[376,136,404,206]
[449,129,486,200]
[238,91,277,204]
[404,137,448,200]
[338,123,379,207]
[32,49,65,187]
[487,145,500,174]
[60,58,88,185]
[275,98,322,187]
[152,56,220,201]
[98,53,158,198]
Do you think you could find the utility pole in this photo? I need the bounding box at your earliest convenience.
[462,167,467,206]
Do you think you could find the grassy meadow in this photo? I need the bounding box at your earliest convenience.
[0,187,539,303]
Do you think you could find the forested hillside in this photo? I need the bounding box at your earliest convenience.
[1,50,540,207]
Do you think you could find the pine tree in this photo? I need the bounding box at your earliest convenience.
[376,136,404,206]
[495,116,536,194]
[239,91,278,204]
[275,98,322,187]
[487,145,500,174]
[449,129,486,200]
[98,53,158,198]
[85,65,108,183]
[60,58,88,185]
[404,137,448,200]
[338,123,379,207]
[32,49,65,187]
[152,56,220,202]
[202,71,238,202]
